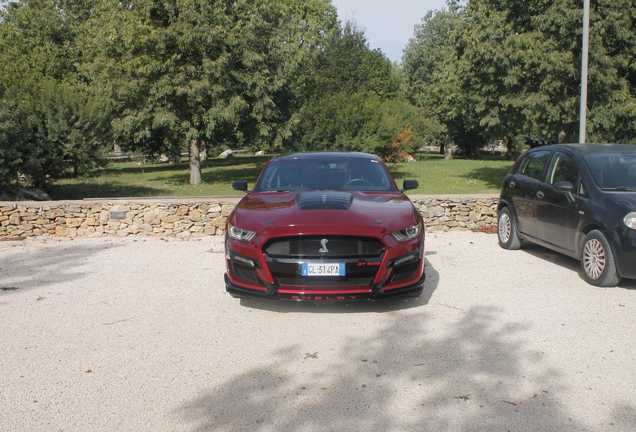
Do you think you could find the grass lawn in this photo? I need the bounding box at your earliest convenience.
[48,153,514,200]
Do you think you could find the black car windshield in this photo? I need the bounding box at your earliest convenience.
[583,152,636,190]
[254,157,398,192]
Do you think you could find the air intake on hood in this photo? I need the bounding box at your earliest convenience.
[296,191,354,210]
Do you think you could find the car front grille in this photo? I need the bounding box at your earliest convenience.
[263,235,385,288]
[264,236,384,258]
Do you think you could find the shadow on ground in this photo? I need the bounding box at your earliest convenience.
[0,242,121,293]
[459,165,511,191]
[175,303,584,431]
[518,240,636,290]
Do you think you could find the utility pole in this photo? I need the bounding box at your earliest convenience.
[579,0,590,143]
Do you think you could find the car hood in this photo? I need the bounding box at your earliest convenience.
[605,191,636,211]
[231,191,419,235]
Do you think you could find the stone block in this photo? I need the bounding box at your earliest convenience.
[210,216,226,228]
[189,209,202,222]
[429,206,445,217]
[162,214,182,224]
[66,218,82,228]
[221,205,234,217]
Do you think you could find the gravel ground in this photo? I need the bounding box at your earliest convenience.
[1,231,636,432]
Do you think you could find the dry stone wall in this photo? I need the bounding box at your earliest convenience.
[413,196,499,232]
[0,196,499,239]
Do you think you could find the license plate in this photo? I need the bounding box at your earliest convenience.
[301,263,345,276]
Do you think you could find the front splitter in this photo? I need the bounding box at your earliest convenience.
[224,274,425,302]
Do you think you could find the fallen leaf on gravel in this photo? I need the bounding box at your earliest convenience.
[1,287,20,291]
[304,352,318,359]
[454,395,471,401]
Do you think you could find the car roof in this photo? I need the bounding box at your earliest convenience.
[538,143,636,155]
[273,152,381,161]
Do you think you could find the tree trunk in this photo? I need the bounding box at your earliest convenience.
[505,136,514,161]
[444,124,453,160]
[189,139,202,185]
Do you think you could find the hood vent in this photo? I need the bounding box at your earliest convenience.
[296,191,354,210]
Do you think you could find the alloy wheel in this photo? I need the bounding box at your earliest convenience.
[583,239,606,280]
[498,212,511,243]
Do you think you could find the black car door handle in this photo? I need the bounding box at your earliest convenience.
[537,191,545,199]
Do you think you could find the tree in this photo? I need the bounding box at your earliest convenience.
[402,6,468,160]
[0,0,109,191]
[288,21,440,158]
[80,0,337,184]
[454,0,636,146]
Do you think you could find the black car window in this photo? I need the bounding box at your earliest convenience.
[582,153,636,190]
[518,150,551,181]
[547,152,580,186]
[579,179,588,198]
[254,158,397,192]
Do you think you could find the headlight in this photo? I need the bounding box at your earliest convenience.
[228,224,257,242]
[624,212,636,230]
[390,223,421,243]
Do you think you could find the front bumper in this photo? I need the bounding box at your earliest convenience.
[225,273,426,301]
[613,227,636,279]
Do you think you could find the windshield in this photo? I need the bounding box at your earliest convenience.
[583,152,636,190]
[254,157,398,192]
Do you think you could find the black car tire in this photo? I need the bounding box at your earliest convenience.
[580,230,621,287]
[497,207,522,250]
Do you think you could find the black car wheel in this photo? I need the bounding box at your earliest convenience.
[497,207,522,250]
[580,230,621,287]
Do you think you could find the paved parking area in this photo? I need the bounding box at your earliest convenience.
[1,232,635,431]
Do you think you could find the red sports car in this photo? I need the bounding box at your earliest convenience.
[224,152,425,301]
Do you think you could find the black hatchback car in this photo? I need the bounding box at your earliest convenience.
[497,143,636,286]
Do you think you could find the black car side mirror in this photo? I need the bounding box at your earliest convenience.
[401,179,419,192]
[232,180,251,193]
[553,181,574,194]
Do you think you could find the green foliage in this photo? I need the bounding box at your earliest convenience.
[290,21,442,156]
[0,0,109,190]
[403,1,636,150]
[402,6,474,159]
[458,0,636,145]
[80,0,337,155]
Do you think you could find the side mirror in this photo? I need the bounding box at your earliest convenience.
[553,181,574,194]
[401,179,419,192]
[232,180,250,193]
